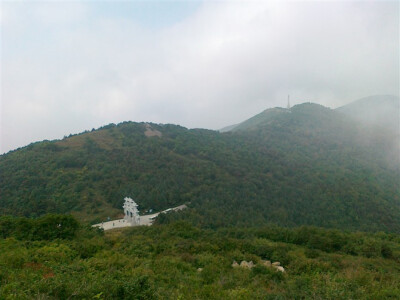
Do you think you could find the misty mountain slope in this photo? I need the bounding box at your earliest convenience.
[336,95,400,164]
[231,107,289,132]
[0,104,399,232]
[336,95,399,132]
[218,106,291,133]
[225,101,398,164]
[219,124,239,132]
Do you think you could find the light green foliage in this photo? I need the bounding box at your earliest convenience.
[1,217,400,299]
[34,244,77,263]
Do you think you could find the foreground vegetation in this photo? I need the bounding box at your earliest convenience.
[1,215,400,299]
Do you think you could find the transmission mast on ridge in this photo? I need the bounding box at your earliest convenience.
[287,95,291,109]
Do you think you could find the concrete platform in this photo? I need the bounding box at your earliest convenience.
[93,204,187,231]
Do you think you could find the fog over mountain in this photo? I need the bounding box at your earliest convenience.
[337,95,400,164]
[337,95,399,133]
[1,99,399,232]
[1,1,398,153]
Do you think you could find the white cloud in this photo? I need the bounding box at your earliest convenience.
[1,1,398,153]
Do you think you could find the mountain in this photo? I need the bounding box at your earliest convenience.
[337,95,400,164]
[0,102,399,232]
[219,123,239,133]
[223,95,399,134]
[218,107,289,132]
[232,107,290,132]
[336,95,399,133]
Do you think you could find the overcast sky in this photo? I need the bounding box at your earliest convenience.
[1,1,399,154]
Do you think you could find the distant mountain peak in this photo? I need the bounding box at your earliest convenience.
[224,102,330,132]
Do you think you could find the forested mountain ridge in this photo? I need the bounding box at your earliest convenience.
[224,97,399,164]
[224,95,398,134]
[0,101,399,232]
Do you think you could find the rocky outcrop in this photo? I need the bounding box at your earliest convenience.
[275,266,285,272]
[240,261,254,269]
[144,124,162,137]
[261,260,271,267]
[233,259,285,272]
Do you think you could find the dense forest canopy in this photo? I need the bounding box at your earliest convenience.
[0,97,399,232]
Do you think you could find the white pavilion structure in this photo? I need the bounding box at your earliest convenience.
[123,197,140,225]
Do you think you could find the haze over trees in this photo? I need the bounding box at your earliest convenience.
[1,96,399,232]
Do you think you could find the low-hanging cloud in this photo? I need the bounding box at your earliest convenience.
[1,1,398,153]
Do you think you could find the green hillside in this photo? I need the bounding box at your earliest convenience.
[231,107,289,132]
[0,102,399,232]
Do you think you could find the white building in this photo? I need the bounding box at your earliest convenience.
[123,197,140,225]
